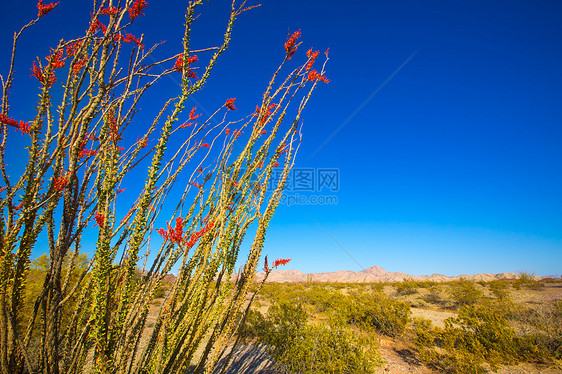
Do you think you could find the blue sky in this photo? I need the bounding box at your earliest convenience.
[1,1,561,276]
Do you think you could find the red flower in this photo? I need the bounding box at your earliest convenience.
[198,167,203,173]
[191,181,202,189]
[264,256,269,273]
[225,128,230,135]
[72,56,88,76]
[46,50,65,69]
[225,98,237,110]
[273,163,280,167]
[37,0,59,18]
[273,258,291,268]
[189,107,200,121]
[156,217,184,244]
[123,32,144,48]
[265,257,291,273]
[79,149,97,158]
[157,217,213,247]
[305,48,319,71]
[129,0,147,21]
[93,211,105,228]
[53,173,68,191]
[254,103,276,125]
[180,122,193,128]
[232,129,241,138]
[200,143,210,148]
[65,40,83,57]
[116,188,126,194]
[284,30,301,60]
[100,6,118,15]
[89,17,107,34]
[0,114,30,135]
[307,70,330,83]
[174,54,198,74]
[30,61,56,87]
[260,130,267,135]
[185,221,214,248]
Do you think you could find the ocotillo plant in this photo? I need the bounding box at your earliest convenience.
[0,1,329,373]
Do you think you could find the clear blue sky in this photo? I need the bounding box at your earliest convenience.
[2,1,561,276]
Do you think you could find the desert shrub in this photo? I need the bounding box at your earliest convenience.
[369,282,385,293]
[415,299,552,373]
[276,322,382,373]
[394,277,419,295]
[339,290,411,337]
[248,301,382,373]
[449,278,483,307]
[513,272,544,290]
[511,300,562,359]
[488,280,511,301]
[417,280,439,290]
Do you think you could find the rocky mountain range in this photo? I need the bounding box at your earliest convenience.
[253,265,520,283]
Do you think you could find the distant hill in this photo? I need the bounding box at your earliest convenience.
[252,265,520,283]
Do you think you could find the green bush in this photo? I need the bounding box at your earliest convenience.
[393,277,419,295]
[245,301,382,373]
[449,278,483,307]
[513,272,544,290]
[415,299,552,373]
[488,280,511,301]
[339,291,411,337]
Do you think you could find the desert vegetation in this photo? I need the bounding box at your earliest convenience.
[0,1,329,372]
[241,275,562,373]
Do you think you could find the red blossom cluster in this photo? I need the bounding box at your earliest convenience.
[66,40,83,57]
[264,256,291,273]
[122,32,143,48]
[0,114,30,135]
[305,48,319,71]
[89,17,107,35]
[199,143,210,148]
[191,181,202,189]
[129,0,148,22]
[78,138,97,158]
[156,217,185,244]
[80,149,97,158]
[93,211,105,228]
[100,6,118,16]
[174,55,198,78]
[72,56,88,76]
[307,70,330,83]
[284,30,301,60]
[37,0,59,18]
[52,173,69,191]
[225,98,237,110]
[189,107,200,121]
[46,50,65,69]
[254,103,276,125]
[156,217,214,248]
[31,61,56,87]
